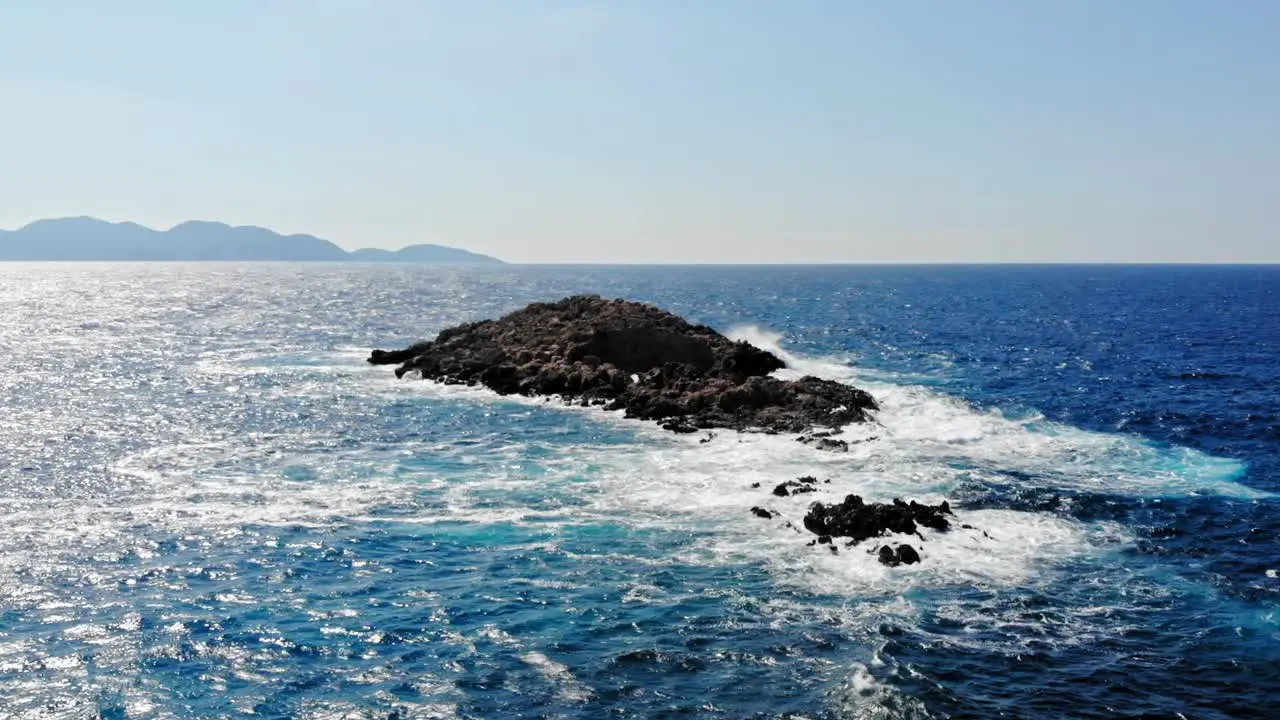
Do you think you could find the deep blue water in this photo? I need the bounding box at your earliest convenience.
[1,263,1277,719]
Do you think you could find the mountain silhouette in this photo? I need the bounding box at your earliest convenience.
[0,217,503,263]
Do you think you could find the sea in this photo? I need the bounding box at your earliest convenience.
[1,263,1277,719]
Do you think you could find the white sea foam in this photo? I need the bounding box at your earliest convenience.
[828,662,935,720]
[729,324,1259,501]
[520,651,593,703]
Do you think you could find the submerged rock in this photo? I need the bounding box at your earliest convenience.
[370,295,877,435]
[772,475,820,497]
[797,429,879,452]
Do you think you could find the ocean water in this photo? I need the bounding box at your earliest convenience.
[1,263,1277,719]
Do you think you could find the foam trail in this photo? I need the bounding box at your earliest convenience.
[726,325,1261,501]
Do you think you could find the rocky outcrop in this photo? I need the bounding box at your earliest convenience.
[878,544,922,566]
[804,495,952,545]
[749,478,955,566]
[370,295,877,435]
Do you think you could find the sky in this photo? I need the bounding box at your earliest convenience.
[0,1,1277,263]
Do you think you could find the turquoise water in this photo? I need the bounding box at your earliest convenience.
[1,263,1277,718]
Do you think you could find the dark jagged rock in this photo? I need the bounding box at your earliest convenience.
[896,544,921,564]
[804,495,952,545]
[878,544,922,566]
[797,430,851,452]
[798,430,879,451]
[750,507,774,519]
[661,419,700,434]
[772,476,819,497]
[370,295,877,435]
[814,438,849,452]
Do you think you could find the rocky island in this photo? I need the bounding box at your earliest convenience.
[370,294,877,434]
[370,295,956,564]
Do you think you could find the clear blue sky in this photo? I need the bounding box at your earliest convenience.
[1,1,1276,263]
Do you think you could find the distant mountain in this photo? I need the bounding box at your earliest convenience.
[349,244,503,263]
[0,217,503,263]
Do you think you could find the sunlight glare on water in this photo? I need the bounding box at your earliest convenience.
[1,263,1278,718]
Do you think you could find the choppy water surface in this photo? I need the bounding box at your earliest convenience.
[1,263,1277,719]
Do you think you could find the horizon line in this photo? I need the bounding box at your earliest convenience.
[2,260,1279,267]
